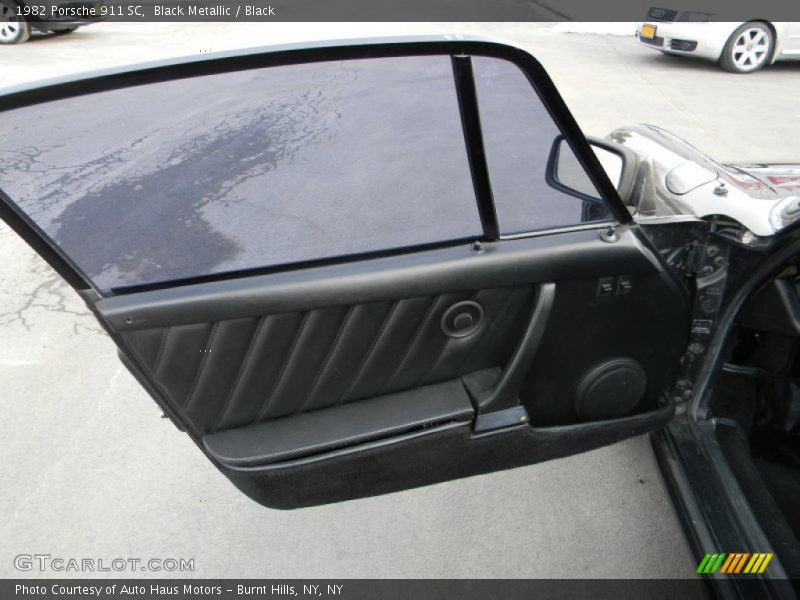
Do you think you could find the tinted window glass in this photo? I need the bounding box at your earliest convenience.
[0,56,480,291]
[472,57,611,234]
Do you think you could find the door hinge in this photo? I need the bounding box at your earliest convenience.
[670,238,730,406]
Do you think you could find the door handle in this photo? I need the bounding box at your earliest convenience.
[465,282,556,414]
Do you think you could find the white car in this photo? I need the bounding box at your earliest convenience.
[636,12,800,73]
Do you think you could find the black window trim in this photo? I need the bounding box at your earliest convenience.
[0,37,632,297]
[451,54,500,242]
[499,220,617,242]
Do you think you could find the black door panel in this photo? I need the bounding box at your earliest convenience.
[220,403,675,509]
[86,226,691,507]
[120,285,534,434]
[524,274,690,425]
[203,378,476,467]
[96,229,664,434]
[0,40,692,509]
[94,228,657,330]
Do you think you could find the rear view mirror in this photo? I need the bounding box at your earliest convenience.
[546,136,639,209]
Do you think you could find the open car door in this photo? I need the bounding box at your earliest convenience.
[0,38,690,508]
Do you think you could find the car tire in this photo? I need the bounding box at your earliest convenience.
[0,0,30,44]
[719,21,774,73]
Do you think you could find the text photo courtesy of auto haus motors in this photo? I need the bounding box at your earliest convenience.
[1,1,800,598]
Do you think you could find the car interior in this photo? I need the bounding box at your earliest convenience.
[711,264,800,579]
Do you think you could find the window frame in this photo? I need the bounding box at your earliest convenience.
[0,37,631,296]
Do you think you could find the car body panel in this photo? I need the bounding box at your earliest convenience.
[608,124,800,237]
[637,21,738,60]
[729,163,800,193]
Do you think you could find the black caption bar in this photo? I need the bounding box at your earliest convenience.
[3,579,722,600]
[21,0,800,22]
[5,578,797,599]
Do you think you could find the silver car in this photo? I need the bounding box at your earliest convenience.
[637,11,800,73]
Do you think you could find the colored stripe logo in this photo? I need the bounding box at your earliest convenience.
[697,553,773,574]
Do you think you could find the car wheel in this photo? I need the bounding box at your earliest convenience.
[0,0,30,44]
[719,22,774,73]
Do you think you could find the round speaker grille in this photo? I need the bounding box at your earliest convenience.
[574,358,647,422]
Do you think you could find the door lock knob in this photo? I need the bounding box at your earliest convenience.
[441,301,484,338]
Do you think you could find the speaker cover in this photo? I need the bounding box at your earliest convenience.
[574,358,647,422]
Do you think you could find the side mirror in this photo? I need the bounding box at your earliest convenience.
[546,135,641,210]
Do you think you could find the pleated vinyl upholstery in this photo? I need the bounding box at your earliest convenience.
[122,285,536,433]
